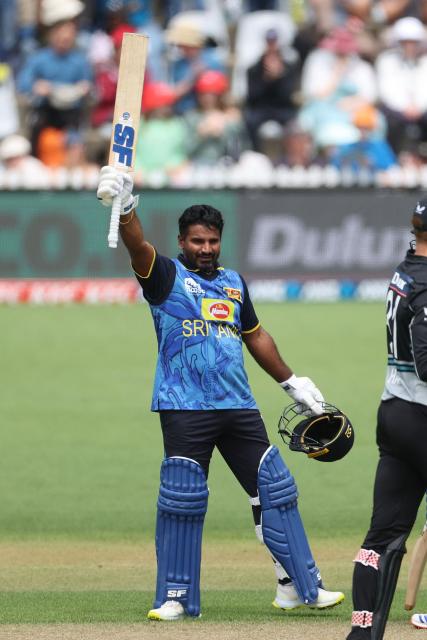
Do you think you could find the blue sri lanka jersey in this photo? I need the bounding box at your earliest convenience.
[144,258,258,410]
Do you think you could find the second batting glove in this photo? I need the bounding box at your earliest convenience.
[280,375,325,416]
[96,165,139,214]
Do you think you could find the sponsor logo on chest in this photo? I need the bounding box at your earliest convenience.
[201,298,235,322]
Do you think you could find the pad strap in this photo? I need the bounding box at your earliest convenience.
[257,445,319,604]
[154,457,208,616]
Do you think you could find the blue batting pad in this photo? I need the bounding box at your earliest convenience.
[154,456,209,616]
[258,446,319,604]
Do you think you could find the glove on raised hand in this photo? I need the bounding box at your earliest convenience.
[96,165,139,215]
[280,374,324,416]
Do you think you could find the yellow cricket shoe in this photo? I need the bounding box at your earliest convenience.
[147,600,185,621]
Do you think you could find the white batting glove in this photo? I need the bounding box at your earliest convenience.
[96,165,139,215]
[280,375,325,416]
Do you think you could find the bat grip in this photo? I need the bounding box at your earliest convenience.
[108,193,123,248]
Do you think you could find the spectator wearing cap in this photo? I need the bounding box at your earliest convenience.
[244,28,301,152]
[134,82,189,182]
[165,16,226,114]
[330,103,397,174]
[16,0,93,157]
[375,16,427,161]
[184,70,249,166]
[298,25,377,148]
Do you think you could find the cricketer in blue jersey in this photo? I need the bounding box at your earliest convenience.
[97,165,345,621]
[145,256,258,411]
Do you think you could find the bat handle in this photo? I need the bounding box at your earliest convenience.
[108,193,123,248]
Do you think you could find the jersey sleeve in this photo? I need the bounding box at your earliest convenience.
[239,275,260,334]
[409,287,427,382]
[133,252,176,305]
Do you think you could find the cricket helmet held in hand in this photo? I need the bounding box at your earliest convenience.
[278,402,354,462]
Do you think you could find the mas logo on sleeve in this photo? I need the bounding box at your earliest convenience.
[223,287,242,302]
[201,299,235,322]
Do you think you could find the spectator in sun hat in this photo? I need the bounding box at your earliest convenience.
[185,69,249,165]
[376,16,427,160]
[16,0,93,157]
[39,0,85,29]
[0,133,47,176]
[165,14,226,114]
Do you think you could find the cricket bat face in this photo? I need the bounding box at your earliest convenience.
[108,32,148,173]
[107,32,148,249]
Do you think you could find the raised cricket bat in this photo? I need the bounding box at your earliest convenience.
[107,32,148,248]
[405,528,427,610]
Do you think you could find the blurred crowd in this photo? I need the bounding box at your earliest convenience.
[2,0,427,188]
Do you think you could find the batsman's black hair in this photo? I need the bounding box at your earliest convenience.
[178,204,224,237]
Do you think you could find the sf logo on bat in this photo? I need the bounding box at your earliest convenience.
[112,111,135,167]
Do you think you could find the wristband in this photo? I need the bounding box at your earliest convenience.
[122,194,139,215]
[279,374,297,391]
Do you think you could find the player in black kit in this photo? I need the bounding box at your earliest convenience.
[346,198,427,640]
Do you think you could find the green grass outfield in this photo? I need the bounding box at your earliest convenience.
[1,303,426,629]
